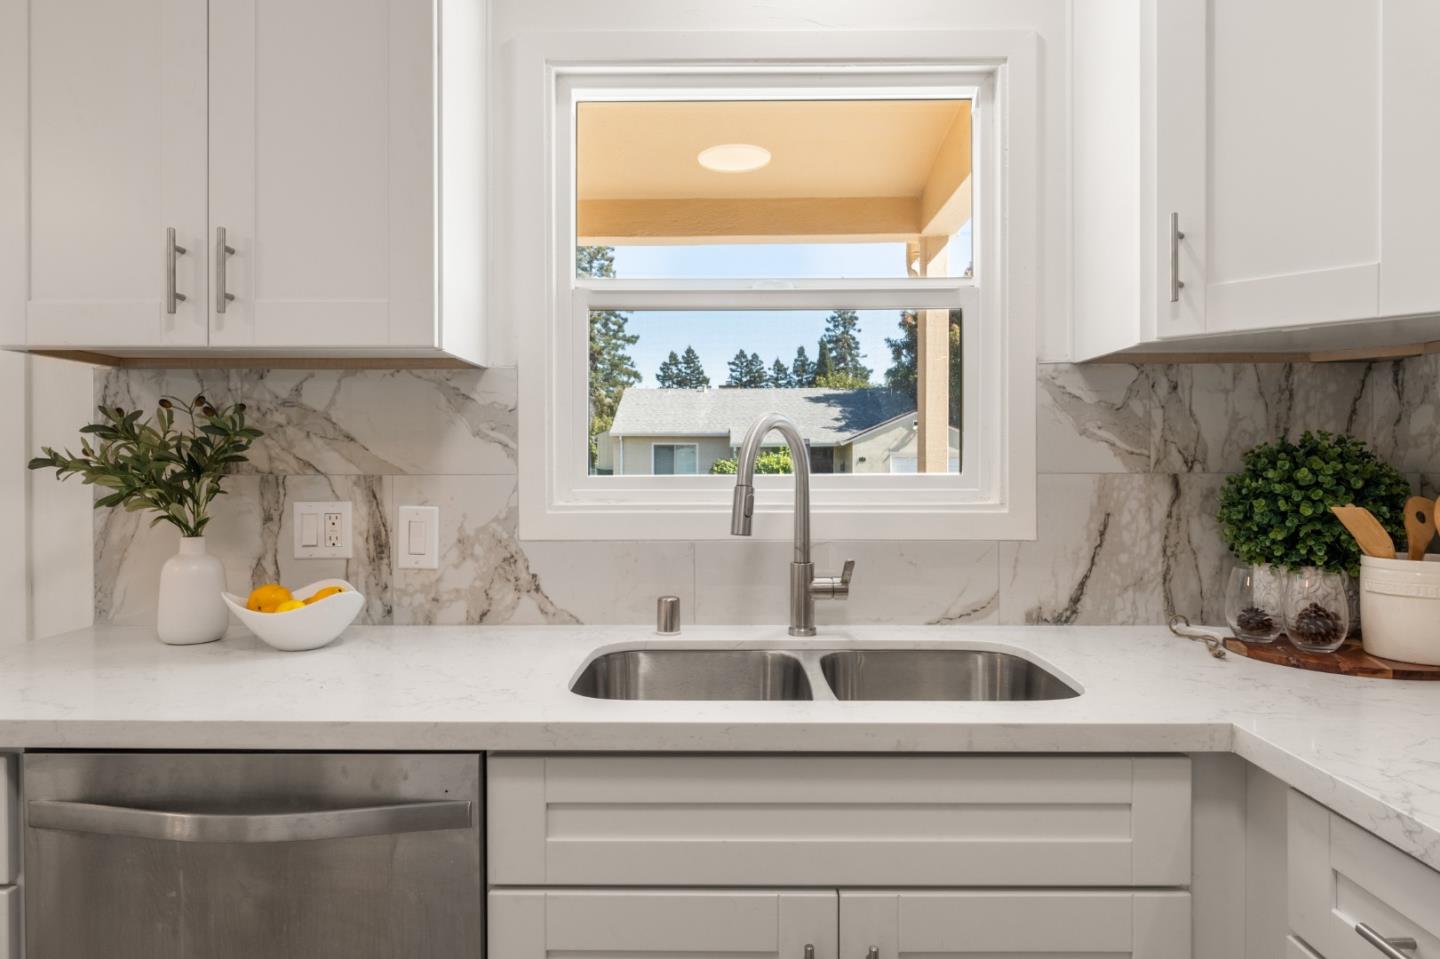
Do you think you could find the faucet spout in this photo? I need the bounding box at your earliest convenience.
[729,413,811,565]
[729,413,852,635]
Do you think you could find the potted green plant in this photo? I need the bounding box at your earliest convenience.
[1218,430,1408,636]
[30,395,261,645]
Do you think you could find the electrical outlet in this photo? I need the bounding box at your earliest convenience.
[294,501,352,559]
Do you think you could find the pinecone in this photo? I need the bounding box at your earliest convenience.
[1235,606,1275,635]
[1289,602,1342,648]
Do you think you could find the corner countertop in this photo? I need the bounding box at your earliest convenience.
[0,623,1436,870]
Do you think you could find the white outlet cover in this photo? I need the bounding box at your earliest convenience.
[294,501,352,559]
[397,505,439,570]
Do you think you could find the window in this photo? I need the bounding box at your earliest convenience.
[651,443,699,475]
[511,29,1038,540]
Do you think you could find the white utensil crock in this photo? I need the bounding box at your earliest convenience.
[1359,554,1440,665]
[156,537,229,645]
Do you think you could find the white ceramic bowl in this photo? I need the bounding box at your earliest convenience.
[222,579,364,652]
[1359,555,1440,665]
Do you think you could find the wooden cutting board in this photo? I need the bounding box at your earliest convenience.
[1224,635,1440,680]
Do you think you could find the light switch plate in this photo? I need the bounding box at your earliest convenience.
[293,501,352,559]
[397,505,439,570]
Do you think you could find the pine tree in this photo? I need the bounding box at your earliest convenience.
[657,345,710,388]
[791,346,817,387]
[768,358,793,389]
[578,246,639,465]
[677,346,710,388]
[724,350,768,388]
[814,339,835,382]
[818,309,871,383]
[655,351,684,388]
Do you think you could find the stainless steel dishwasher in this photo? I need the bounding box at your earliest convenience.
[23,752,482,959]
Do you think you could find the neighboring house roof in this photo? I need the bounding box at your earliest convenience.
[608,387,918,447]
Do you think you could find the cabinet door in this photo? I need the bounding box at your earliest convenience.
[208,0,436,350]
[1159,0,1383,336]
[1379,0,1440,318]
[18,0,208,348]
[840,890,1190,959]
[490,889,837,959]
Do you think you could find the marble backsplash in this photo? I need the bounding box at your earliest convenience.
[87,357,1434,628]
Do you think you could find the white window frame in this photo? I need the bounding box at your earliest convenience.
[510,29,1038,541]
[651,442,700,476]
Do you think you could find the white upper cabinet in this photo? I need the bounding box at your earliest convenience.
[10,0,208,349]
[1379,0,1440,319]
[1074,0,1440,359]
[2,0,486,365]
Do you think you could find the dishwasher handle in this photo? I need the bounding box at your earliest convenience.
[28,798,472,844]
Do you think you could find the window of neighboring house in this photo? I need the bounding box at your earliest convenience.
[652,443,699,475]
[512,30,1038,540]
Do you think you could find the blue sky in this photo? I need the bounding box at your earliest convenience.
[607,228,970,387]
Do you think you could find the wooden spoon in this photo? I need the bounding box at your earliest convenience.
[1330,504,1398,559]
[1405,495,1437,560]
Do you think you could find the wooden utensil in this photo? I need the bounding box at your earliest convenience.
[1405,496,1437,560]
[1330,505,1398,559]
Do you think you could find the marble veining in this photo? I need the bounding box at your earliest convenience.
[88,358,1430,627]
[3,622,1440,873]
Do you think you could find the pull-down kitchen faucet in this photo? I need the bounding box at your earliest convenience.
[729,413,854,636]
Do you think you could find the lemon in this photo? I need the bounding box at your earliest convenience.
[273,599,306,613]
[246,583,293,613]
[303,586,344,605]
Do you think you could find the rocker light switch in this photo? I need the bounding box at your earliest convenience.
[398,506,439,570]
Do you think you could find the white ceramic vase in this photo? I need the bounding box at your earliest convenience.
[155,537,230,646]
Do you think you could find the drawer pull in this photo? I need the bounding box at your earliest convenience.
[1356,922,1418,958]
[867,949,879,959]
[803,947,813,959]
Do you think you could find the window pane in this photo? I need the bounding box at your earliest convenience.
[588,306,962,476]
[576,99,973,279]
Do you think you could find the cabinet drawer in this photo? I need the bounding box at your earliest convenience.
[842,889,1190,958]
[489,888,837,958]
[489,754,1191,887]
[1289,790,1440,959]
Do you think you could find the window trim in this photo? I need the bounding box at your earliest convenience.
[510,29,1038,541]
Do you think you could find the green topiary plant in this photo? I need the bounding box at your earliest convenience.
[28,394,261,538]
[1217,430,1408,574]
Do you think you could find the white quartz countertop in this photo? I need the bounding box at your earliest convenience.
[0,623,1437,870]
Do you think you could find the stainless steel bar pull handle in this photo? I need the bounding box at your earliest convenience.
[1169,212,1185,303]
[803,946,814,959]
[216,226,236,313]
[1355,922,1418,958]
[165,227,187,314]
[28,798,472,844]
[867,948,879,959]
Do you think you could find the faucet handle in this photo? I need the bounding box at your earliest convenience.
[811,559,855,600]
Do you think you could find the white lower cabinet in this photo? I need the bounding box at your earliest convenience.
[488,889,838,958]
[840,890,1190,959]
[1288,790,1440,959]
[0,886,15,959]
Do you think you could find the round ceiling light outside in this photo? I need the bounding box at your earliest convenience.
[697,143,772,173]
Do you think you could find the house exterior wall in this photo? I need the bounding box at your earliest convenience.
[851,422,961,473]
[617,435,733,475]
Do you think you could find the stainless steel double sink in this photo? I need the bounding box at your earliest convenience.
[570,647,1080,702]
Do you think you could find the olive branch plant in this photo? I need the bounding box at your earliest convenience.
[29,394,262,538]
